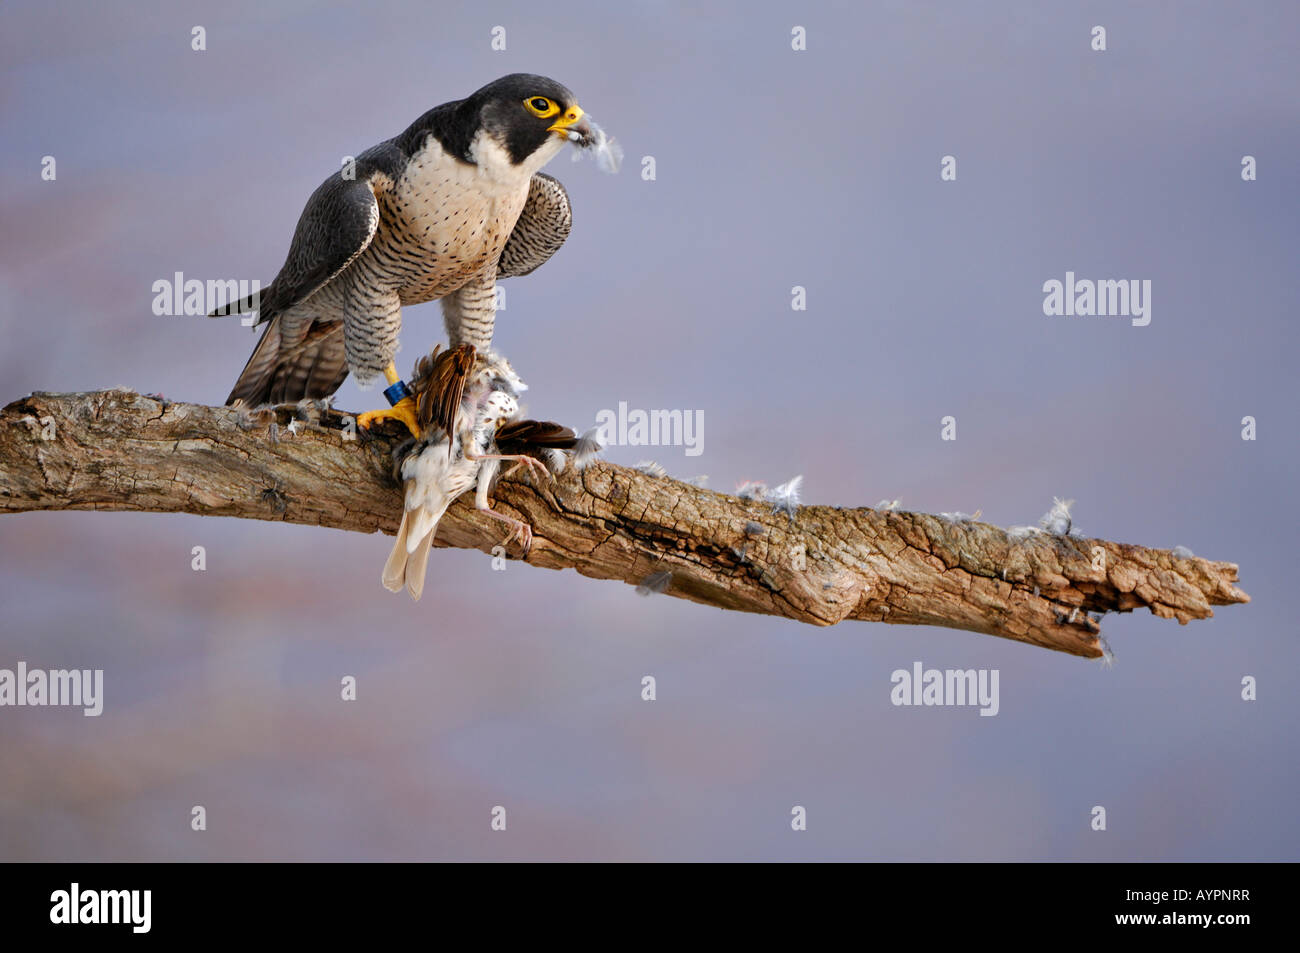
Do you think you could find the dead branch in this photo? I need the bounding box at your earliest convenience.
[0,390,1249,658]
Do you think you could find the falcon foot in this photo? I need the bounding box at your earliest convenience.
[357,397,421,440]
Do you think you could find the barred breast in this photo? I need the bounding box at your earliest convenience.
[368,135,530,303]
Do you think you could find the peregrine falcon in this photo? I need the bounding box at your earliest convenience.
[211,73,610,437]
[382,344,577,600]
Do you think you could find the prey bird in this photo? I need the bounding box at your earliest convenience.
[211,73,618,438]
[382,344,580,601]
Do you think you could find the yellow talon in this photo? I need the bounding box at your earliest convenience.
[357,397,420,439]
[356,362,421,438]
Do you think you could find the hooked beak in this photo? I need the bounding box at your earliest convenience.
[548,105,593,146]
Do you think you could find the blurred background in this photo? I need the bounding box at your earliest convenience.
[1,0,1296,860]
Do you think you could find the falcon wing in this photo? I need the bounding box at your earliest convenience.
[220,146,408,404]
[496,173,573,279]
[209,143,403,323]
[220,172,383,403]
[237,176,381,325]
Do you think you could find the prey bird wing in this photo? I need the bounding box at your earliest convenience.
[495,420,578,450]
[413,344,477,444]
[496,420,580,475]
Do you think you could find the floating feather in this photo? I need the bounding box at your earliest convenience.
[570,117,623,174]
[636,570,672,596]
[571,427,604,470]
[542,448,568,473]
[1038,497,1075,536]
[766,475,803,518]
[1099,636,1116,669]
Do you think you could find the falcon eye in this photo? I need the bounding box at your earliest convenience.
[524,96,560,118]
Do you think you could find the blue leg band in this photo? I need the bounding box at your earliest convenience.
[383,380,411,406]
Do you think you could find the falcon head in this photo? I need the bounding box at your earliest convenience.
[466,73,594,168]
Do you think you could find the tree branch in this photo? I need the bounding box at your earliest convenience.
[1,390,1249,658]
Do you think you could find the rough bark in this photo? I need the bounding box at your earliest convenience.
[1,390,1249,658]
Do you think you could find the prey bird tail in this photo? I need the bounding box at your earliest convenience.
[402,523,436,602]
[382,493,454,601]
[382,507,441,602]
[382,510,415,594]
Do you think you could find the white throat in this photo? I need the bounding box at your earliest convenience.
[469,128,566,185]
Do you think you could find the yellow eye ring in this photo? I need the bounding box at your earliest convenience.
[524,96,560,119]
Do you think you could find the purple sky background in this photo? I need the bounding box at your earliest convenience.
[1,1,1296,860]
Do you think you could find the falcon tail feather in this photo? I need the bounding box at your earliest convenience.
[225,316,283,406]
